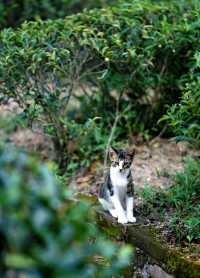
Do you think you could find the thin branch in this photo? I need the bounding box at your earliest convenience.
[103,91,131,175]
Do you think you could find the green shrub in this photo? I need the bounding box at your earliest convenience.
[162,51,200,147]
[0,144,132,277]
[0,15,104,169]
[1,0,200,168]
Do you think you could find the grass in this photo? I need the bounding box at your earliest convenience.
[139,157,200,244]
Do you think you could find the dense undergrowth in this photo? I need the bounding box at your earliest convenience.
[139,158,200,244]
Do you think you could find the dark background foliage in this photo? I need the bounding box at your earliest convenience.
[0,0,115,29]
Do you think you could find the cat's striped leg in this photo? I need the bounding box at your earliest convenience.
[99,198,118,218]
[98,198,111,211]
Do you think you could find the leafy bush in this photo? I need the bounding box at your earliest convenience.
[162,52,200,147]
[1,0,200,169]
[0,16,104,169]
[140,158,200,243]
[0,144,132,277]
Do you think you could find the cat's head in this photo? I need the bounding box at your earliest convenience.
[109,147,135,172]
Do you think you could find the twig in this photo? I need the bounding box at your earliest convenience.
[103,91,130,176]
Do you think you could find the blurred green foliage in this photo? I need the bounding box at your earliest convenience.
[139,158,200,243]
[1,0,200,170]
[0,144,132,277]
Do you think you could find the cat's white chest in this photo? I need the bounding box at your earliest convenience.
[110,168,128,187]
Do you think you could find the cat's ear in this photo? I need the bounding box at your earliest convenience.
[128,148,135,160]
[109,147,118,161]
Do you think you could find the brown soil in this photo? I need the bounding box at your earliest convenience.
[0,101,54,160]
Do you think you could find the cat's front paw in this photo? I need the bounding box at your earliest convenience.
[127,214,136,223]
[118,215,128,224]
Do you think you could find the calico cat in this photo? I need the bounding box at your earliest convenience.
[98,147,136,224]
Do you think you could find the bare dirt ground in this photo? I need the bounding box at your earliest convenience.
[0,101,54,160]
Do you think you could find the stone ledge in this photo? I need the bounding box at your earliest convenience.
[77,194,200,278]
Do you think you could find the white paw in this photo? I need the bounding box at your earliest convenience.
[118,215,128,224]
[109,209,118,218]
[127,214,136,223]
